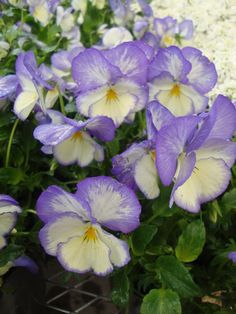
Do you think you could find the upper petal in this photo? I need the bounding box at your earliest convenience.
[72,48,121,92]
[36,185,91,223]
[156,116,201,185]
[76,176,141,233]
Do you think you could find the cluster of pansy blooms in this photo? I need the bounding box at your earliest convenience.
[0,0,236,277]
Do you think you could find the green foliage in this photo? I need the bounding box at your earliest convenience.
[156,256,200,298]
[111,270,130,308]
[141,288,181,314]
[175,220,206,262]
[131,224,158,256]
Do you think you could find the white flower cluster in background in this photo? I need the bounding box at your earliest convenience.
[151,0,236,101]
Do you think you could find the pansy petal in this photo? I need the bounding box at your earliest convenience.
[0,195,21,214]
[97,226,130,267]
[76,176,141,233]
[0,236,7,250]
[170,152,196,207]
[148,46,191,82]
[53,132,96,167]
[86,116,115,141]
[36,185,90,223]
[72,48,121,92]
[57,233,113,276]
[146,100,174,140]
[156,116,201,185]
[39,213,86,255]
[34,124,76,146]
[13,256,38,273]
[14,91,38,120]
[196,139,236,167]
[0,75,18,99]
[207,95,236,139]
[178,20,194,40]
[0,212,17,236]
[76,85,108,116]
[103,42,148,84]
[134,154,160,199]
[182,47,217,93]
[112,141,150,189]
[173,158,231,213]
[180,84,208,113]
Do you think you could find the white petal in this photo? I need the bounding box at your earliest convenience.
[53,131,96,167]
[97,227,130,267]
[39,214,86,255]
[0,213,16,236]
[57,227,113,275]
[174,158,231,212]
[45,88,59,109]
[14,91,38,120]
[134,154,160,199]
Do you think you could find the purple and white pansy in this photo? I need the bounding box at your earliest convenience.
[148,46,217,116]
[0,195,22,250]
[33,111,115,167]
[14,51,58,121]
[37,176,141,275]
[155,95,236,213]
[72,42,149,127]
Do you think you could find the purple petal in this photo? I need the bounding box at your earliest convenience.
[146,100,174,141]
[156,116,201,185]
[134,40,155,61]
[36,185,91,223]
[148,46,191,82]
[103,42,148,84]
[0,75,19,99]
[72,48,121,92]
[188,95,236,151]
[85,116,116,141]
[112,141,151,189]
[228,252,236,263]
[170,152,196,207]
[76,176,141,233]
[182,47,217,93]
[137,0,153,17]
[33,123,76,146]
[13,255,38,273]
[178,20,194,40]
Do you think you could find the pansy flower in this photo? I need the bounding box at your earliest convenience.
[112,101,172,199]
[72,42,148,127]
[156,95,236,213]
[14,51,58,121]
[0,195,22,250]
[37,177,141,275]
[34,112,115,167]
[148,46,217,116]
[228,252,236,263]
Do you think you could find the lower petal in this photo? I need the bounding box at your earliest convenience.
[134,154,160,199]
[14,91,38,120]
[173,158,231,212]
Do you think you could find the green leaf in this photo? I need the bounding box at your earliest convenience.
[131,224,157,256]
[0,167,25,185]
[111,270,130,308]
[141,288,181,314]
[152,185,179,217]
[0,244,24,267]
[156,256,200,298]
[220,188,236,211]
[175,220,206,262]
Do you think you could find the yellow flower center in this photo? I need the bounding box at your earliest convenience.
[83,226,97,242]
[106,88,119,103]
[170,84,181,97]
[71,131,83,141]
[150,150,156,161]
[162,35,175,46]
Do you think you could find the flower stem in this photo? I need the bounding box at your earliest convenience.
[5,119,19,167]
